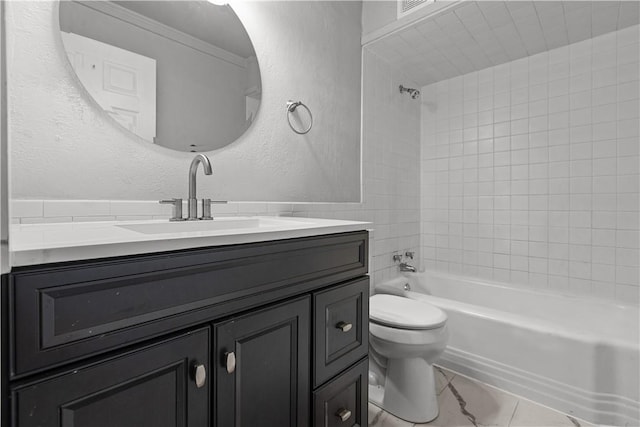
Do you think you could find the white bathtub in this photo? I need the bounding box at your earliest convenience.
[376,271,640,426]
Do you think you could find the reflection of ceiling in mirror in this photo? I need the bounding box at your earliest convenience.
[112,1,254,58]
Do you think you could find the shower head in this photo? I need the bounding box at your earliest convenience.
[399,85,420,99]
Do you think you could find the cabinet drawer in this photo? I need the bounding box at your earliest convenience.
[11,327,210,427]
[313,278,368,387]
[9,231,367,377]
[313,358,368,427]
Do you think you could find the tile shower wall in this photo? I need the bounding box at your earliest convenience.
[421,24,640,305]
[10,49,422,289]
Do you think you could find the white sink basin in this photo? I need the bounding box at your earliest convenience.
[118,218,261,234]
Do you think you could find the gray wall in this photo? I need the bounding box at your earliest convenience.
[8,1,362,202]
[1,1,8,273]
[361,0,396,37]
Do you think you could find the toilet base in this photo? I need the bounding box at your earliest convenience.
[368,358,439,423]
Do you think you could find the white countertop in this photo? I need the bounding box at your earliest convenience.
[10,217,371,267]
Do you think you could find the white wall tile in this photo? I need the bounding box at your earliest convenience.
[11,200,43,218]
[43,200,110,217]
[421,25,640,304]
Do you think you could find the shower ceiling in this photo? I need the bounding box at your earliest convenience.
[366,1,640,87]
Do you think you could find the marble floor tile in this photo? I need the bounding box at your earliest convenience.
[438,373,519,426]
[370,367,593,427]
[508,399,595,427]
[368,403,414,427]
[434,365,456,395]
[416,385,477,427]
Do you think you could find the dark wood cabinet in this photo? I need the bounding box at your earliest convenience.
[3,231,369,427]
[9,232,367,378]
[12,328,210,427]
[313,358,368,427]
[215,297,310,427]
[313,279,369,387]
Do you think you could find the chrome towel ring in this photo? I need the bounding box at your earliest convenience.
[286,100,313,134]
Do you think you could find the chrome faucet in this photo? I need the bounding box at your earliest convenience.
[393,251,417,272]
[187,154,213,220]
[399,262,416,272]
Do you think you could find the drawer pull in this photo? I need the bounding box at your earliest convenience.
[191,363,207,388]
[225,351,236,374]
[336,321,352,332]
[336,408,352,422]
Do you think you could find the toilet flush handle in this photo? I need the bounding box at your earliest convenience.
[336,321,352,332]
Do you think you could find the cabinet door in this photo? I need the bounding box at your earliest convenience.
[215,297,310,427]
[12,328,209,427]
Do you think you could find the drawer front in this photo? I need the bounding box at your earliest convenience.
[9,231,367,377]
[314,277,369,387]
[313,358,368,427]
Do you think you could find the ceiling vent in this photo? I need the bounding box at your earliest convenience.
[397,0,435,19]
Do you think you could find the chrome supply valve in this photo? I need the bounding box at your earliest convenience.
[394,252,417,272]
[200,199,228,220]
[159,198,185,221]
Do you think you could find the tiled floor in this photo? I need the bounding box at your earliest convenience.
[368,366,594,427]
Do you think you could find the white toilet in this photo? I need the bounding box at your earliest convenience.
[368,294,449,423]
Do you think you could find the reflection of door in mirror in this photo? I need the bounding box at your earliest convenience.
[244,55,260,126]
[61,32,157,142]
[59,0,262,152]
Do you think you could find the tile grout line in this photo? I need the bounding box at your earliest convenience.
[507,399,520,427]
[435,365,456,393]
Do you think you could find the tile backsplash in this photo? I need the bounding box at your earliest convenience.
[11,199,294,224]
[420,25,640,305]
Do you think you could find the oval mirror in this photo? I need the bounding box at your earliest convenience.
[59,0,261,152]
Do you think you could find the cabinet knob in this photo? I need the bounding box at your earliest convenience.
[336,408,352,422]
[225,351,236,374]
[191,363,206,388]
[336,321,352,332]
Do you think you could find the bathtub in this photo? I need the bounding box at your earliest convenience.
[376,271,640,426]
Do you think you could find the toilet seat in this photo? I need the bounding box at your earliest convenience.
[370,294,447,330]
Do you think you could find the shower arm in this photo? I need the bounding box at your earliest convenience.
[399,85,420,99]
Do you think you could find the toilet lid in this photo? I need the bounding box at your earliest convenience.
[370,294,447,330]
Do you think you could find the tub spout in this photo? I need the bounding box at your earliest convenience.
[399,262,416,272]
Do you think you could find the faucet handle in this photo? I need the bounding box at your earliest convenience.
[405,251,415,259]
[200,199,228,220]
[159,198,185,221]
[201,199,212,220]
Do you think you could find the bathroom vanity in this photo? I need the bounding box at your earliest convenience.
[3,218,370,427]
